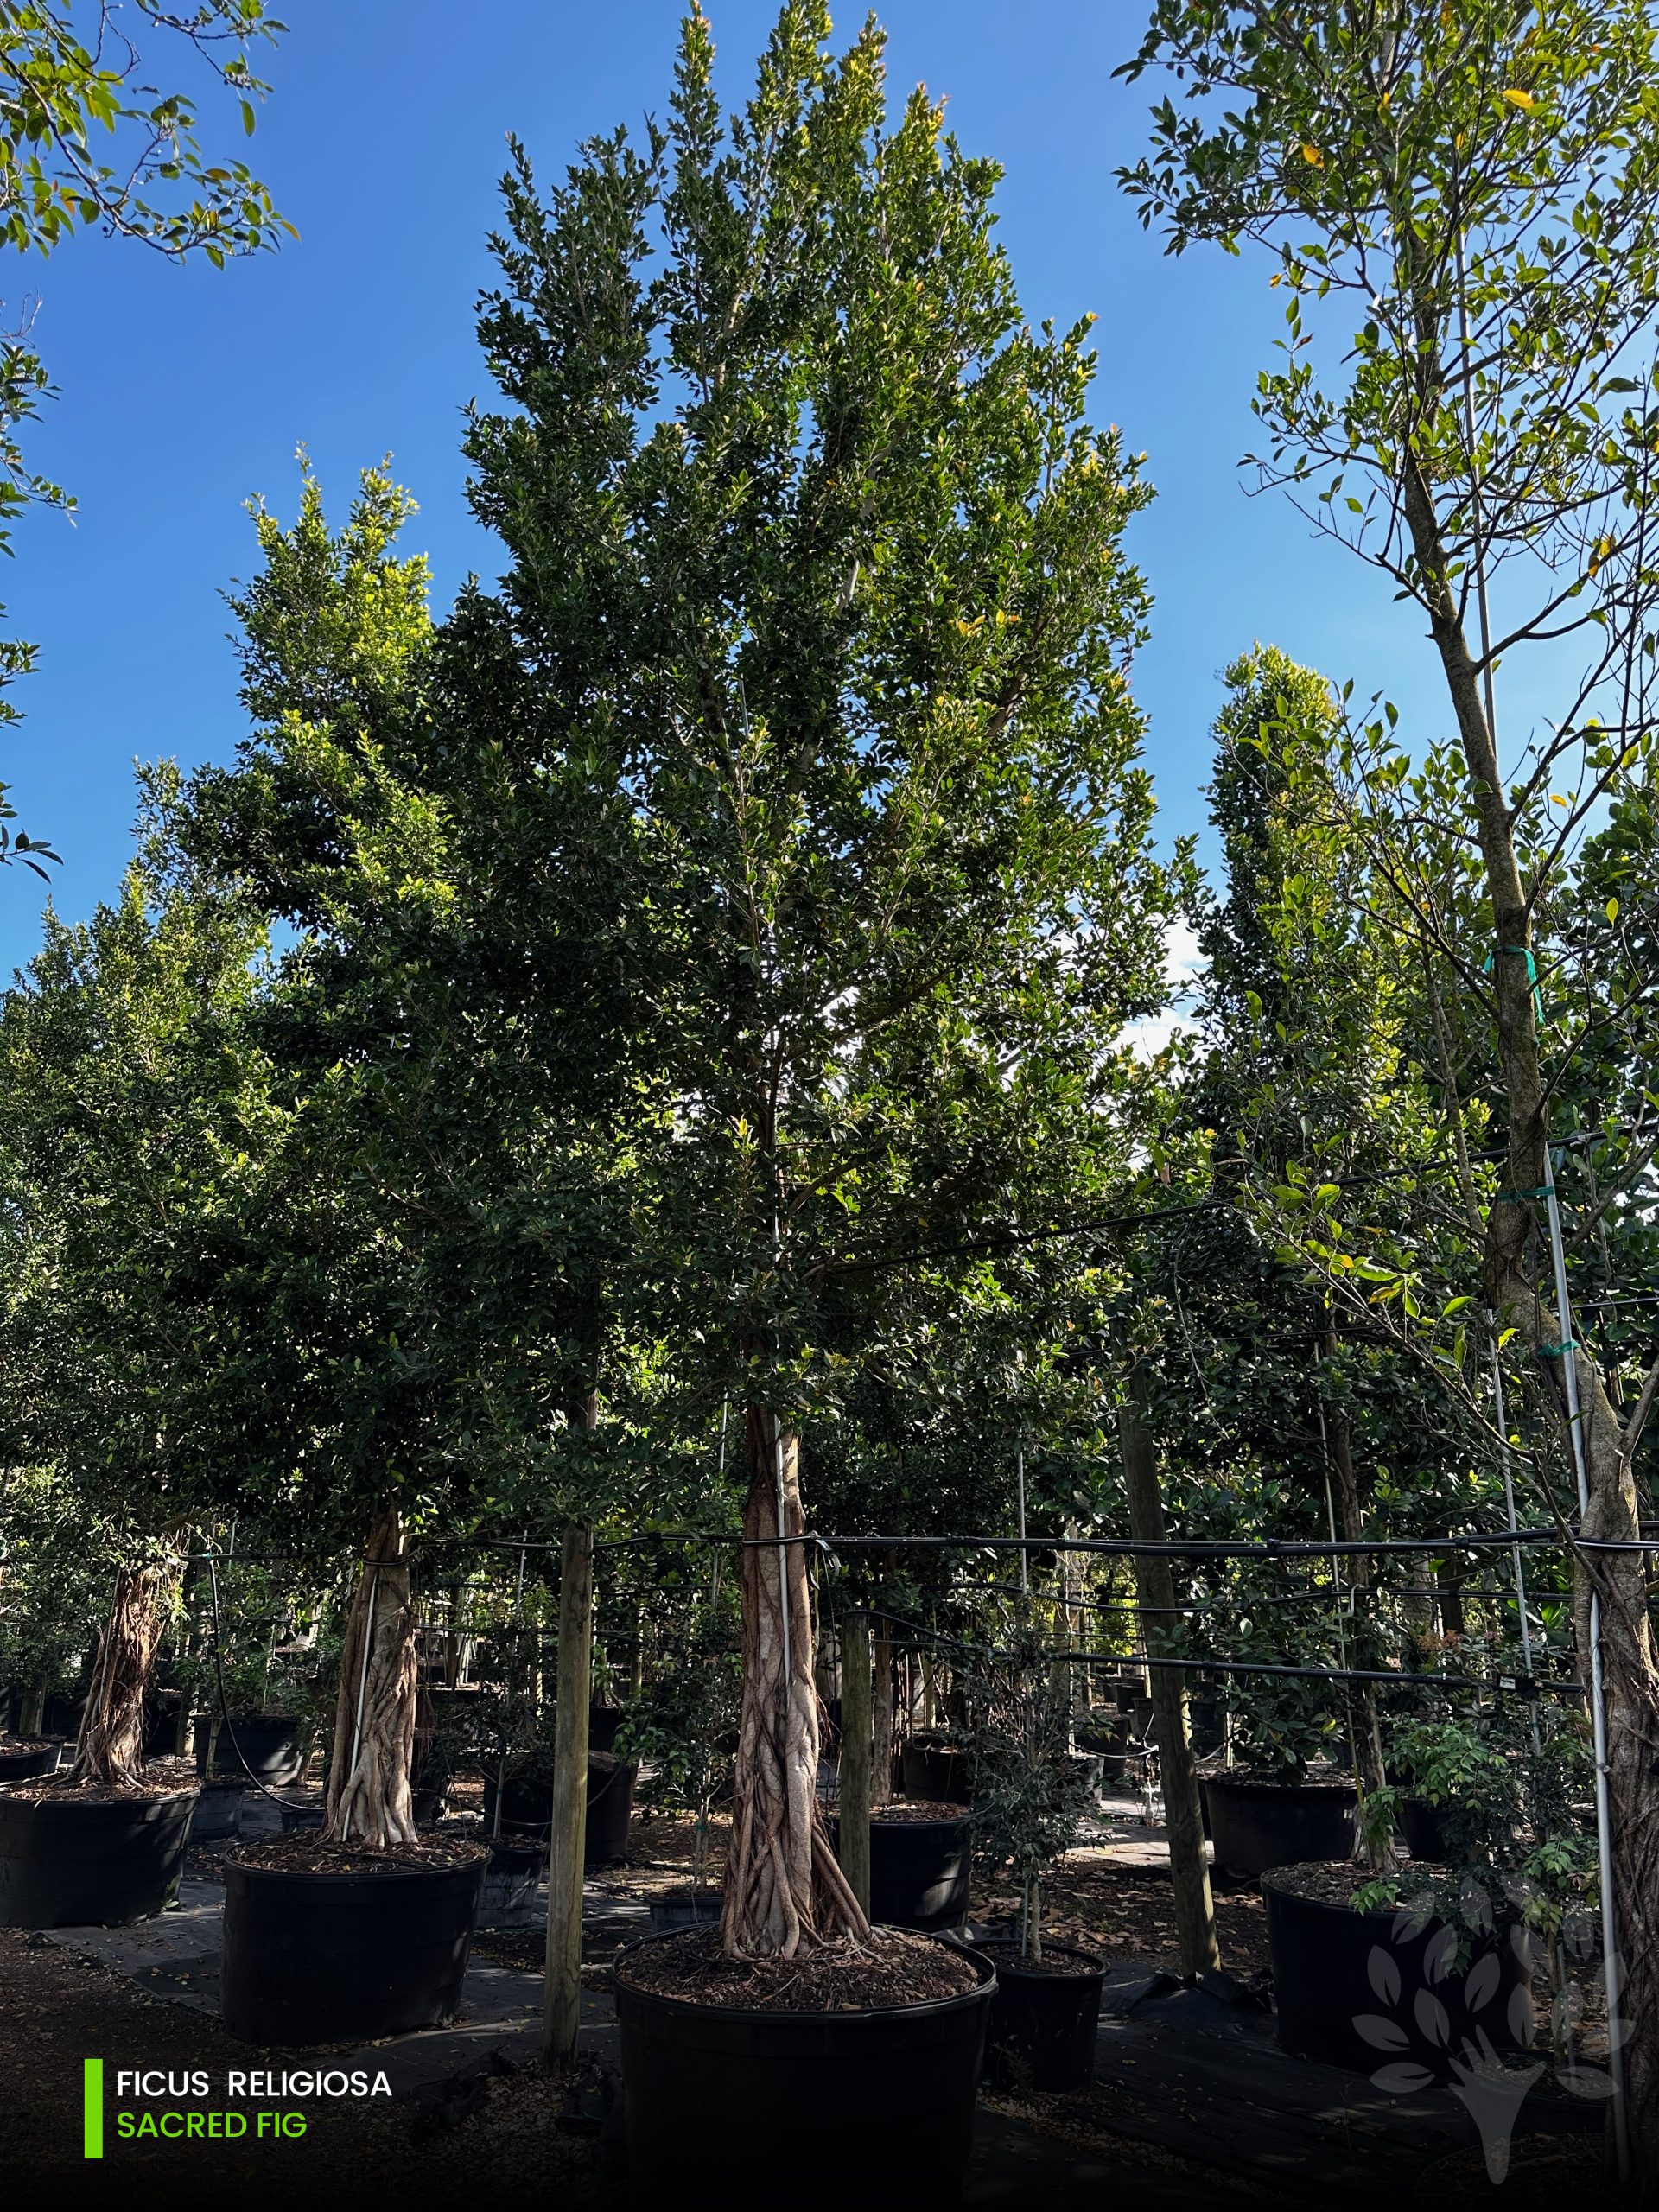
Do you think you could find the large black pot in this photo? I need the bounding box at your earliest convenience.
[584,1752,636,1865]
[1263,1866,1535,2077]
[0,1741,60,1784]
[587,1704,624,1756]
[188,1778,246,1844]
[829,1807,973,1931]
[0,1785,197,1927]
[213,1713,305,1789]
[1400,1797,1450,1862]
[1203,1773,1356,1879]
[477,1839,544,1928]
[614,1931,995,2198]
[482,1752,637,1867]
[220,1853,484,2044]
[982,1939,1105,2092]
[899,1736,970,1805]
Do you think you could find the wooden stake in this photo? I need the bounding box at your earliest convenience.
[543,1521,594,2069]
[1121,1370,1219,1975]
[837,1609,873,1918]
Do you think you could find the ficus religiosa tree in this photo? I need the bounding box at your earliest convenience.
[1122,0,1659,2158]
[458,3,1181,1956]
[174,469,672,1851]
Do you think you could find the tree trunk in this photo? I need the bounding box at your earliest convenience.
[1401,454,1659,2170]
[543,1520,593,2069]
[721,1409,868,1957]
[1121,1373,1220,1976]
[871,1612,894,1808]
[70,1556,176,1789]
[324,1505,418,1849]
[836,1607,873,1919]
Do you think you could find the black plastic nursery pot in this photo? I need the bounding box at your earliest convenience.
[1262,1864,1535,2077]
[477,1839,545,1928]
[613,1932,995,2199]
[219,1852,485,2044]
[188,1777,247,1844]
[0,1784,197,1928]
[483,1751,637,1866]
[828,1806,973,1931]
[1202,1772,1357,1879]
[648,1891,722,1931]
[1399,1796,1450,1863]
[214,1713,305,1788]
[982,1939,1106,2093]
[899,1735,970,1805]
[0,1740,60,1783]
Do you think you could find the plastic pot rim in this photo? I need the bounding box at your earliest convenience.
[1205,1772,1357,1801]
[613,1927,996,2027]
[0,1783,199,1808]
[224,1853,484,1890]
[1261,1861,1454,1928]
[976,1938,1106,1984]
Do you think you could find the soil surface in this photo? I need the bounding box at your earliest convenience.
[825,1797,969,1823]
[982,1847,1274,1978]
[1,1761,199,1802]
[232,1834,486,1875]
[614,1923,982,2012]
[1262,1858,1437,1910]
[978,1937,1105,1977]
[1203,1769,1356,1796]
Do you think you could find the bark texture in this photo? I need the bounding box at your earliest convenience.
[70,1557,175,1789]
[325,1505,419,1848]
[722,1411,869,1957]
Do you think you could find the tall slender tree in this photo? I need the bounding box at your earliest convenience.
[463,3,1179,1956]
[1121,1,1659,2160]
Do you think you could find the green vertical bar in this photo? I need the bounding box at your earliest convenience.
[83,2058,104,2160]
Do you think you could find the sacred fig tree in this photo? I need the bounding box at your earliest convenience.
[460,2,1182,1958]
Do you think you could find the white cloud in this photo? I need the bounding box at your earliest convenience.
[1121,916,1204,1061]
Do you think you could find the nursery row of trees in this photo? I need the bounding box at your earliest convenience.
[1,0,1657,2172]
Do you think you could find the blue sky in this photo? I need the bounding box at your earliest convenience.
[0,0,1450,978]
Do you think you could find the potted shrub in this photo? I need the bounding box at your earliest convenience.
[1261,1704,1580,2078]
[615,1618,741,1929]
[1202,1663,1355,1878]
[963,1630,1106,2092]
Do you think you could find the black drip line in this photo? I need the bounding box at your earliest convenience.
[181,1523,1656,1567]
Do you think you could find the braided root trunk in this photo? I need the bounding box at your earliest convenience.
[721,1412,870,1958]
[70,1554,176,1789]
[325,1506,418,1849]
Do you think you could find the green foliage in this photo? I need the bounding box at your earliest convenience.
[963,1626,1097,1955]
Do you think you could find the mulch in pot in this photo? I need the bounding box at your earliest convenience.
[614,1923,979,2011]
[836,1798,969,1823]
[977,1937,1104,1977]
[230,1832,486,1877]
[1264,1858,1423,1908]
[1,1759,197,1803]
